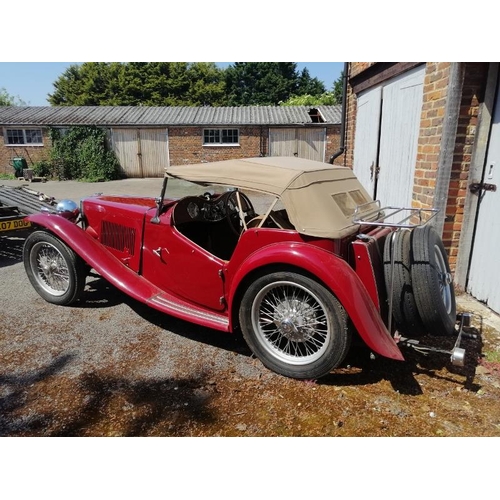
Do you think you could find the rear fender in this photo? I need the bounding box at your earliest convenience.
[26,213,159,302]
[227,242,404,361]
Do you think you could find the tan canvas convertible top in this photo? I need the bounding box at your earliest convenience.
[166,157,375,239]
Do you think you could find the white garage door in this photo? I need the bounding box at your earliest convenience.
[467,75,500,314]
[353,65,426,208]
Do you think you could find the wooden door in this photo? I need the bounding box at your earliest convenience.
[111,129,140,177]
[139,129,169,177]
[269,128,326,161]
[376,65,426,207]
[352,65,425,207]
[353,86,382,198]
[297,128,326,161]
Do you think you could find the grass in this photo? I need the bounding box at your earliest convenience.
[0,173,15,180]
[484,350,500,363]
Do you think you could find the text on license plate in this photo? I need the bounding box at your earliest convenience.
[0,218,31,232]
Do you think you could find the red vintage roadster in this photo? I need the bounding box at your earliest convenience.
[22,157,463,379]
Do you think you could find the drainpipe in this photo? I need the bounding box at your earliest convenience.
[329,62,349,164]
[433,62,465,236]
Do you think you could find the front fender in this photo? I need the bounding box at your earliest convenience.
[26,213,160,302]
[227,242,404,361]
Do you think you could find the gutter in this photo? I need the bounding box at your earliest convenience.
[329,62,349,164]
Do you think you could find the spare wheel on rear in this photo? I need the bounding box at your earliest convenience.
[383,229,424,335]
[410,225,456,335]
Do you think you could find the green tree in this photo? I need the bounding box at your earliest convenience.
[49,62,226,106]
[0,87,27,106]
[296,68,326,96]
[280,70,345,106]
[332,71,344,105]
[280,92,337,106]
[224,62,325,105]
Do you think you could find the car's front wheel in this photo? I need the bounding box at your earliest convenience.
[239,271,351,379]
[23,230,87,306]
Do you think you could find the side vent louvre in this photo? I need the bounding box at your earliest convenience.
[101,221,136,255]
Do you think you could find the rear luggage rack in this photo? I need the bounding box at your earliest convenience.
[352,201,439,228]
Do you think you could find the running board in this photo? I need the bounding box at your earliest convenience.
[149,292,230,332]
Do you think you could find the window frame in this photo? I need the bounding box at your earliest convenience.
[202,128,240,147]
[4,128,44,146]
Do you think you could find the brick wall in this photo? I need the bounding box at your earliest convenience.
[169,125,340,165]
[412,63,451,211]
[0,124,340,172]
[442,63,488,268]
[350,63,376,78]
[0,128,51,175]
[168,126,266,165]
[325,125,341,163]
[345,62,490,271]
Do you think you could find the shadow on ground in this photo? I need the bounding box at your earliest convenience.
[0,354,217,437]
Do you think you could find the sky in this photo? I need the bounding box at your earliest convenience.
[0,62,344,106]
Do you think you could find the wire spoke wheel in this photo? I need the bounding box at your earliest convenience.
[30,241,70,296]
[252,281,330,365]
[240,271,351,379]
[411,225,456,335]
[23,231,87,306]
[434,244,453,315]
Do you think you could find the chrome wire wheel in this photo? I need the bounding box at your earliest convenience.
[411,225,457,335]
[434,243,453,315]
[23,231,87,306]
[240,271,351,379]
[251,281,330,365]
[30,241,70,296]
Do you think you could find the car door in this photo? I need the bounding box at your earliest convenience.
[141,209,226,311]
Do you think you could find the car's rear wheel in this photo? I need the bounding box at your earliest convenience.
[23,230,87,306]
[411,225,456,335]
[239,271,351,379]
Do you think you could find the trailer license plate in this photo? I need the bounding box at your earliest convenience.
[0,218,31,232]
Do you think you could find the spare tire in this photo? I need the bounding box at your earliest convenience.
[410,225,456,335]
[383,230,424,335]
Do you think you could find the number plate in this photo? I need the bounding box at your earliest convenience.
[0,218,31,233]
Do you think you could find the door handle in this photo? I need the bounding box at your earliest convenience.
[470,182,497,194]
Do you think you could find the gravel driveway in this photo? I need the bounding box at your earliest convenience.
[1,179,500,437]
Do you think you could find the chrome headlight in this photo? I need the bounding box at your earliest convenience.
[56,199,80,221]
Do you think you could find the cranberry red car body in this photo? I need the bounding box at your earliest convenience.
[22,157,459,380]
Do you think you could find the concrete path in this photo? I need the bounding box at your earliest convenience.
[1,177,167,204]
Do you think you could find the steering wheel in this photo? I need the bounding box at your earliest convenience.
[225,191,255,236]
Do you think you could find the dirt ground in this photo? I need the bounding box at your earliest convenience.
[2,231,500,437]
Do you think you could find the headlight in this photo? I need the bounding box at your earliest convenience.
[56,199,80,221]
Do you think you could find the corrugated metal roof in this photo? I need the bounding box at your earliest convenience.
[0,105,341,126]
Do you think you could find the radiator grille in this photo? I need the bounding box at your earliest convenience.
[101,221,136,255]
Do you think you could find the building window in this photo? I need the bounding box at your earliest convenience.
[5,128,43,145]
[203,128,239,145]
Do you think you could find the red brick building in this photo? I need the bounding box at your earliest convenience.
[343,62,500,314]
[0,105,341,177]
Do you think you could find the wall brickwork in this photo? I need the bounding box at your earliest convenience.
[168,126,266,165]
[0,128,51,175]
[442,62,488,268]
[345,62,490,271]
[1,124,340,173]
[412,62,451,211]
